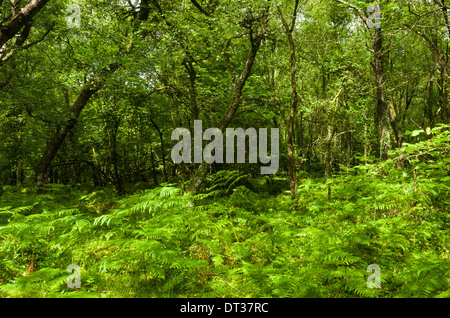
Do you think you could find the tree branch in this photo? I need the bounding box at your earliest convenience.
[0,0,50,48]
[190,0,211,16]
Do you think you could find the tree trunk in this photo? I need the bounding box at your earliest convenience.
[325,89,341,200]
[373,27,390,161]
[111,119,123,194]
[34,64,119,185]
[35,85,99,185]
[0,0,50,48]
[150,144,158,185]
[149,117,168,182]
[184,59,199,123]
[388,99,403,148]
[277,0,300,208]
[188,21,267,194]
[325,125,333,201]
[334,1,390,159]
[34,64,120,186]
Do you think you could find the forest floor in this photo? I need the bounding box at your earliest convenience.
[0,127,449,298]
[0,166,448,298]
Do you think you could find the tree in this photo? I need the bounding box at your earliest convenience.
[34,65,120,185]
[188,1,271,193]
[277,0,301,207]
[334,0,390,160]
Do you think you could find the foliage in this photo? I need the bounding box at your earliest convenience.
[0,0,449,299]
[0,128,448,297]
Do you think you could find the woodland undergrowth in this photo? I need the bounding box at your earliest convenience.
[0,126,448,298]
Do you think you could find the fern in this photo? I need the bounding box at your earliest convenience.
[0,138,448,299]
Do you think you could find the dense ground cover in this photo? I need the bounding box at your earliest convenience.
[0,128,448,298]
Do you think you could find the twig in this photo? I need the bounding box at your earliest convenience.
[216,276,249,297]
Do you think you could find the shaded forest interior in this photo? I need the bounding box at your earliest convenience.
[0,0,448,298]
